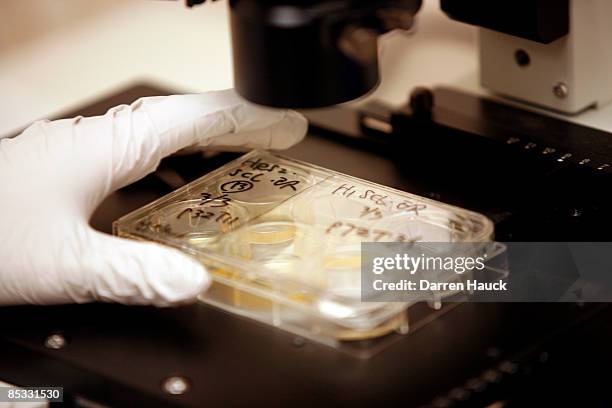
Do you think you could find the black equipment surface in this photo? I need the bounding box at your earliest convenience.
[441,0,569,44]
[2,83,612,407]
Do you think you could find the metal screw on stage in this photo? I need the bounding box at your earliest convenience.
[44,333,67,350]
[162,376,190,395]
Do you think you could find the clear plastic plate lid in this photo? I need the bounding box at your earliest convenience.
[114,150,494,330]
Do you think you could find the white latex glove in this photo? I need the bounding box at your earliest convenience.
[0,89,307,306]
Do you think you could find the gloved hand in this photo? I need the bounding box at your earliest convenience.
[0,90,307,306]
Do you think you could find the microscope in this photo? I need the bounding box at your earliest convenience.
[2,2,612,407]
[215,0,612,243]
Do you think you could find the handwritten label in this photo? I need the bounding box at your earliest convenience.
[332,184,427,216]
[227,168,301,191]
[231,157,305,191]
[199,193,232,207]
[176,207,239,226]
[325,221,417,243]
[135,219,172,235]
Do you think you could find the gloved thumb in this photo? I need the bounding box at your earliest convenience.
[71,228,211,306]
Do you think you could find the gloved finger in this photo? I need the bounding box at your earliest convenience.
[73,229,211,306]
[99,89,307,191]
[194,109,307,151]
